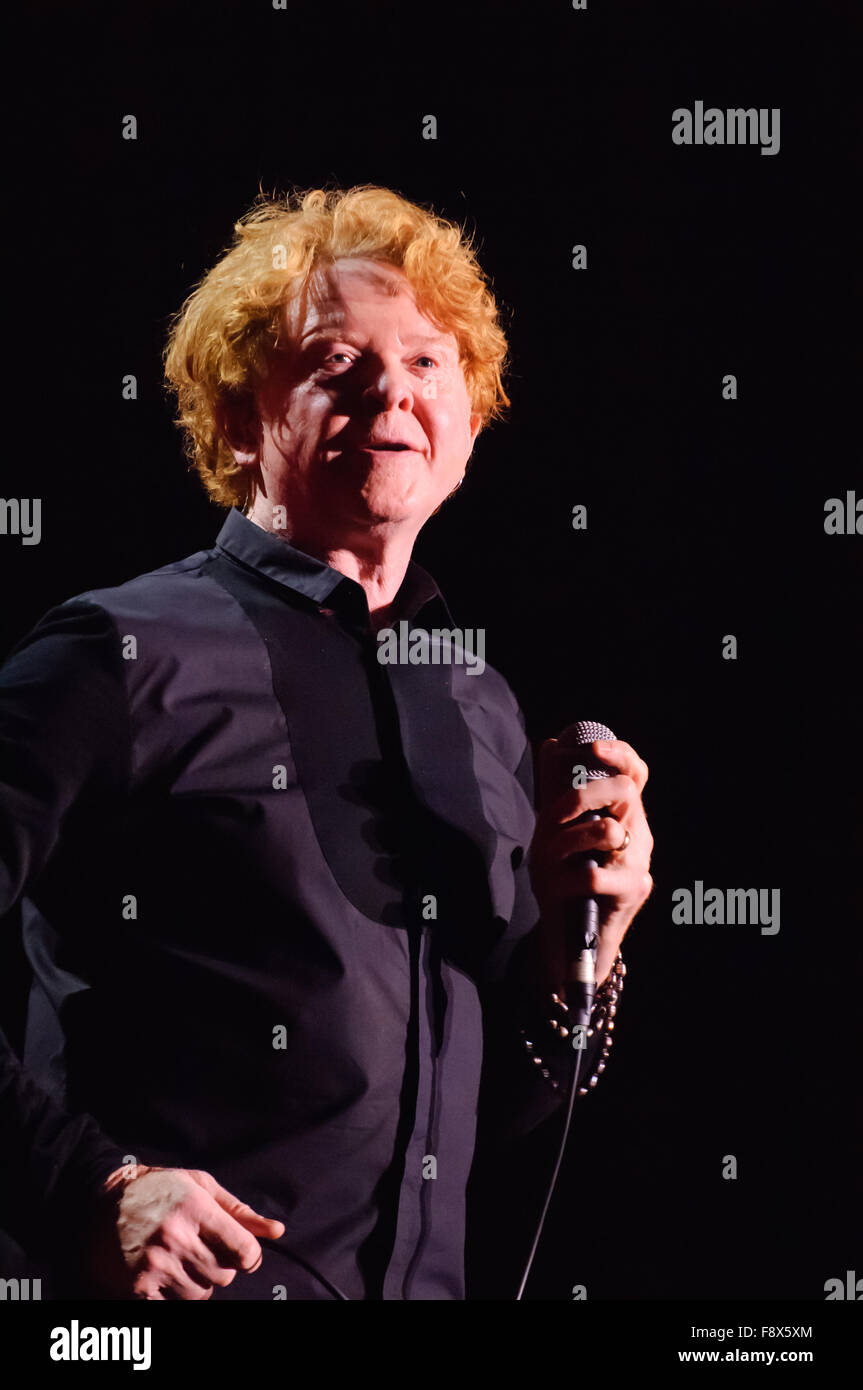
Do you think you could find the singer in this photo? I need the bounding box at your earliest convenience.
[0,186,653,1300]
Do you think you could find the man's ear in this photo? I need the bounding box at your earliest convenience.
[469,412,482,447]
[216,391,260,466]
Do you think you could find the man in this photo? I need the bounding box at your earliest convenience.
[0,185,653,1300]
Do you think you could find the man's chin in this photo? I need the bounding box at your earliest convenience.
[350,489,424,528]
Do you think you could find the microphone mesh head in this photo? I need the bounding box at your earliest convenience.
[558,719,617,780]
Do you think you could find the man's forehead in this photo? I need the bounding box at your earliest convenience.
[319,257,407,297]
[287,257,452,343]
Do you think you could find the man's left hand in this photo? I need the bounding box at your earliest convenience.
[529,737,654,991]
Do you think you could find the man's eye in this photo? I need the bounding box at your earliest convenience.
[324,352,354,365]
[416,356,437,369]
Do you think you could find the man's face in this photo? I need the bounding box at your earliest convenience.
[246,257,481,544]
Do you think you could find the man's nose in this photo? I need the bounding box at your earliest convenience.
[361,361,415,411]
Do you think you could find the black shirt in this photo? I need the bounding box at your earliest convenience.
[0,507,608,1299]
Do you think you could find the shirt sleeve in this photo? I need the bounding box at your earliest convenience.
[0,598,132,1250]
[474,709,616,1146]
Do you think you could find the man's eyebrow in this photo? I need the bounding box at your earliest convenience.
[407,332,455,350]
[299,324,346,344]
[298,326,455,350]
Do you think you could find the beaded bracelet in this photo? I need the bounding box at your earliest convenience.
[519,951,626,1097]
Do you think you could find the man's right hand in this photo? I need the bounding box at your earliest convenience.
[84,1165,286,1299]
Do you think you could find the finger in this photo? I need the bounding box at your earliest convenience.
[183,1233,240,1288]
[132,1279,166,1301]
[141,1244,214,1302]
[171,1261,215,1300]
[591,739,649,792]
[189,1171,285,1242]
[231,1207,285,1239]
[557,859,653,902]
[542,816,631,861]
[196,1204,264,1272]
[538,774,640,828]
[131,1249,182,1301]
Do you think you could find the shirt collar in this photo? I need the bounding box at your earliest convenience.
[213,507,454,627]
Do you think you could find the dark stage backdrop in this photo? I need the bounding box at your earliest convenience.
[1,0,858,1305]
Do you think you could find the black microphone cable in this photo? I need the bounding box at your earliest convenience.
[514,880,598,1301]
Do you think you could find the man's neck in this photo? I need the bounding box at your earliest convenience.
[244,504,417,623]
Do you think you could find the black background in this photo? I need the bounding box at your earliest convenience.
[2,0,859,1301]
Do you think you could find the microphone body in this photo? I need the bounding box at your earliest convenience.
[550,720,617,1029]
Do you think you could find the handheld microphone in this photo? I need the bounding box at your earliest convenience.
[552,719,617,1030]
